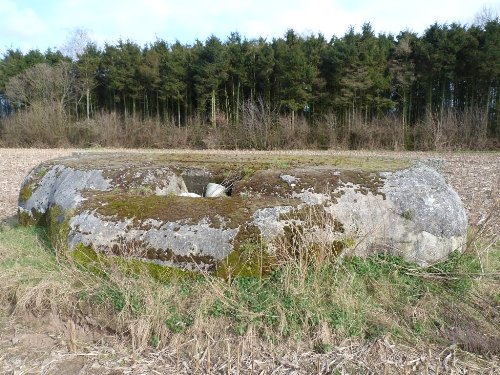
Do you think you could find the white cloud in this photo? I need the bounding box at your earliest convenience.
[352,0,485,35]
[0,0,496,55]
[0,0,48,51]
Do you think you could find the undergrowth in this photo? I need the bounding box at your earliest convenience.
[0,220,498,357]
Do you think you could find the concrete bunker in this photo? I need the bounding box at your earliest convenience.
[17,152,468,274]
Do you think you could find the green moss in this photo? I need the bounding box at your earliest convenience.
[235,168,387,198]
[35,166,49,179]
[85,192,294,230]
[87,193,247,228]
[18,210,34,226]
[117,256,201,282]
[235,169,291,196]
[19,184,33,202]
[216,243,271,279]
[18,207,49,227]
[216,225,274,279]
[18,166,49,204]
[45,205,74,247]
[18,202,72,244]
[71,243,201,283]
[338,170,386,196]
[72,243,109,277]
[341,236,356,248]
[129,186,154,195]
[330,239,351,254]
[400,210,413,220]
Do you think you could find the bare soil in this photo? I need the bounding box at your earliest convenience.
[0,148,498,374]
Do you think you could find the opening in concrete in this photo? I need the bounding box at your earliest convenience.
[180,169,235,197]
[181,172,211,196]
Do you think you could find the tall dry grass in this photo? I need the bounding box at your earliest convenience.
[1,199,499,372]
[1,101,497,150]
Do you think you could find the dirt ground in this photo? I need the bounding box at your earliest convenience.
[0,148,498,374]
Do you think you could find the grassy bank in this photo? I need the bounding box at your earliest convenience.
[0,219,498,372]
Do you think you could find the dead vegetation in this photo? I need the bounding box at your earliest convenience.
[0,216,498,374]
[0,148,499,374]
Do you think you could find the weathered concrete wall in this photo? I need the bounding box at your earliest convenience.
[328,165,467,265]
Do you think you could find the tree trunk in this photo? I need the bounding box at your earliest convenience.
[211,89,216,128]
[185,88,189,127]
[156,92,160,120]
[495,88,499,137]
[177,98,181,128]
[231,82,235,124]
[225,86,229,123]
[123,94,127,118]
[402,90,407,144]
[440,81,445,124]
[408,92,412,127]
[428,84,432,115]
[236,81,240,125]
[483,84,493,138]
[86,87,90,120]
[163,96,168,124]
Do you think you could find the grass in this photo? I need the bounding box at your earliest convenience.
[0,218,499,369]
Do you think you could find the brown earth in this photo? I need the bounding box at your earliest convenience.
[0,148,498,374]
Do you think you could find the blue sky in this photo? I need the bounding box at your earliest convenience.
[0,0,498,55]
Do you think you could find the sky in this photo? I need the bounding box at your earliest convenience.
[1,0,498,55]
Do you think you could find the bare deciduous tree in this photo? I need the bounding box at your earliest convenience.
[61,28,92,61]
[6,62,76,112]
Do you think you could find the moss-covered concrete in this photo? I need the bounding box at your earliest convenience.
[54,151,409,173]
[18,165,52,205]
[82,192,299,229]
[18,184,33,203]
[215,224,274,279]
[18,151,417,277]
[72,243,201,283]
[278,205,345,232]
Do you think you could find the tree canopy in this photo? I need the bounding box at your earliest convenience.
[1,19,499,141]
